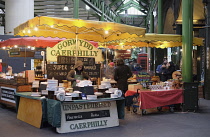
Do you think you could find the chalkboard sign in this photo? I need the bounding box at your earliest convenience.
[84,64,100,78]
[57,56,95,66]
[46,64,100,83]
[46,64,72,83]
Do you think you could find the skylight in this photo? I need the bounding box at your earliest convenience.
[121,0,146,15]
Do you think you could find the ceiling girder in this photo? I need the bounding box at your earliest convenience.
[115,0,147,14]
[81,0,119,22]
[109,0,123,7]
[139,0,149,5]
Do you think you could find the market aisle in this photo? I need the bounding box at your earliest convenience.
[0,98,210,137]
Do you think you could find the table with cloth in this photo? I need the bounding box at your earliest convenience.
[15,92,125,132]
[125,89,183,110]
[15,92,47,128]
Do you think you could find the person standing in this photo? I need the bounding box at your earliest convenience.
[66,60,90,87]
[156,58,168,81]
[105,62,115,79]
[114,58,132,111]
[162,62,176,81]
[134,63,142,71]
[128,61,135,71]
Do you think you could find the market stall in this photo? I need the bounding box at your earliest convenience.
[125,89,183,110]
[3,16,147,132]
[125,79,184,115]
[15,92,125,133]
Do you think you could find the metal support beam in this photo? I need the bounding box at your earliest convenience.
[100,1,104,21]
[139,0,149,5]
[109,0,122,7]
[150,12,154,33]
[158,0,163,34]
[73,0,79,19]
[182,0,193,82]
[203,0,210,99]
[146,0,157,28]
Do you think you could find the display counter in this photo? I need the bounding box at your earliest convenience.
[0,83,31,107]
[15,92,125,133]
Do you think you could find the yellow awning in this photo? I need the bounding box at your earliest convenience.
[14,16,146,43]
[99,33,204,49]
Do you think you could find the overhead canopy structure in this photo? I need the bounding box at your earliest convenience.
[14,16,146,43]
[99,33,204,49]
[0,37,98,48]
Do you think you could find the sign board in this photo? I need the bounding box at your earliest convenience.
[84,64,100,78]
[47,39,103,62]
[34,51,43,59]
[9,51,20,55]
[133,71,151,82]
[9,51,35,57]
[115,50,131,59]
[56,101,119,133]
[57,56,95,66]
[46,64,100,83]
[0,86,16,103]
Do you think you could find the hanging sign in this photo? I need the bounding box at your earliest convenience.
[115,50,131,59]
[47,39,103,62]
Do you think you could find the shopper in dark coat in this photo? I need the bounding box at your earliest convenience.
[114,58,132,94]
[114,58,133,111]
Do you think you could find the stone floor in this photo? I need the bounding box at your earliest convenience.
[0,98,210,137]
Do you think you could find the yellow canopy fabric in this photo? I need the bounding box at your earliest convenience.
[99,33,204,49]
[14,16,146,43]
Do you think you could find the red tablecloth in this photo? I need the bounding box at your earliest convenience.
[125,89,183,109]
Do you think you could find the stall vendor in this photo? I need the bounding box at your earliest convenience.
[66,60,90,87]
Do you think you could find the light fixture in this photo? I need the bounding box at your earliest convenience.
[34,27,38,31]
[63,1,69,11]
[105,30,109,34]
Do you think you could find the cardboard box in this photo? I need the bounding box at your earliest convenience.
[25,70,35,83]
[128,84,142,91]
